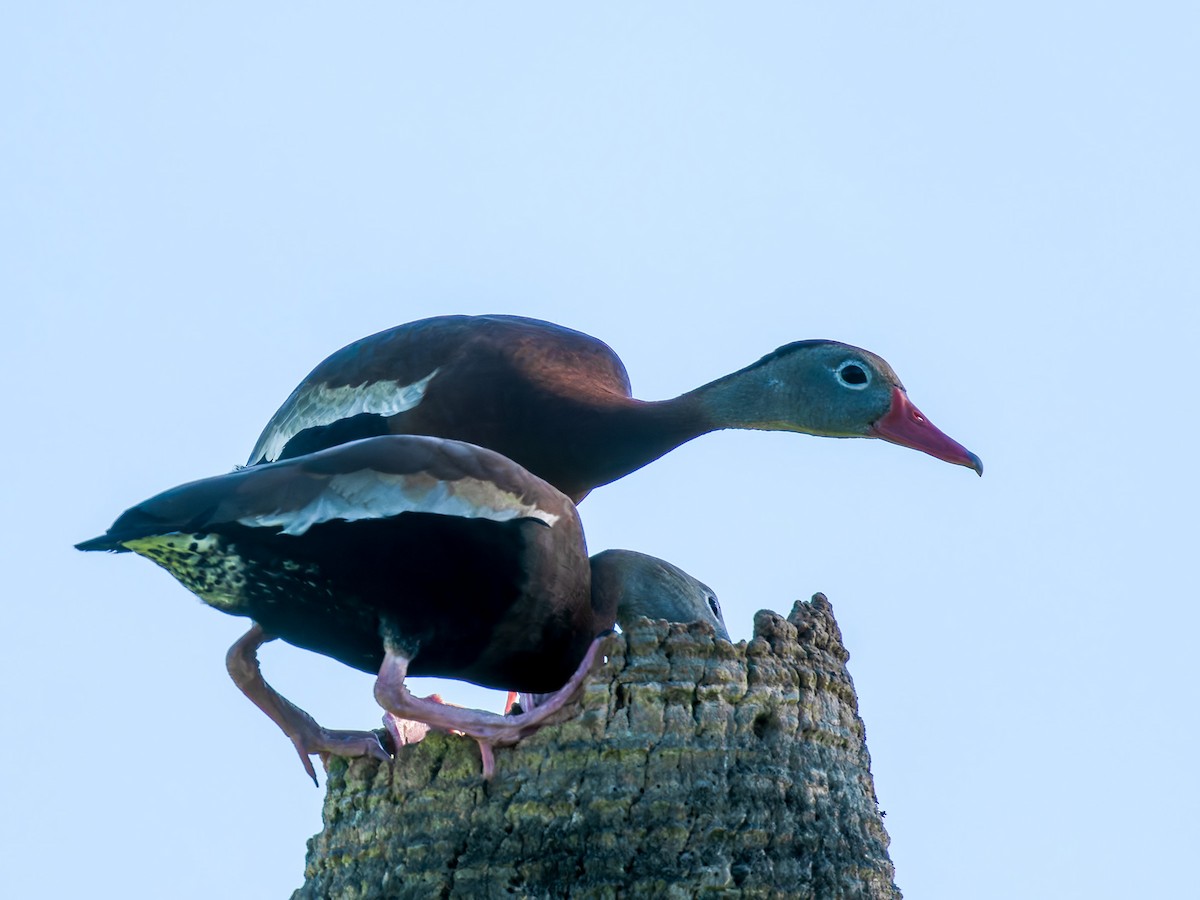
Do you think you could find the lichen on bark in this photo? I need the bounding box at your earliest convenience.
[295,594,900,899]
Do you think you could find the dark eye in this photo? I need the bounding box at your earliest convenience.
[836,360,870,389]
[707,596,721,617]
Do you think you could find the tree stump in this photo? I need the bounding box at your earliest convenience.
[295,594,900,898]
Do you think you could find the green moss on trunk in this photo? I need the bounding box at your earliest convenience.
[296,595,900,899]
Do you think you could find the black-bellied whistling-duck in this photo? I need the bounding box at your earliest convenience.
[592,548,727,642]
[504,548,730,717]
[76,436,729,781]
[247,315,982,502]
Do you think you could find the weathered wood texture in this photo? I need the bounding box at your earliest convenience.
[295,594,899,899]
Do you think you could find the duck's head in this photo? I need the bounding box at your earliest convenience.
[589,549,730,641]
[719,340,983,475]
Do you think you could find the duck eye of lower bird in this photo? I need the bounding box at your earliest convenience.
[708,597,720,616]
[837,362,870,388]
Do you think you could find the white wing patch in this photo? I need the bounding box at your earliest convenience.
[249,369,441,464]
[237,470,560,536]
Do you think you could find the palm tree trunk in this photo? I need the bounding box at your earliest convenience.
[295,594,900,899]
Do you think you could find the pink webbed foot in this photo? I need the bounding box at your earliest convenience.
[374,637,607,779]
[285,724,391,787]
[226,623,391,786]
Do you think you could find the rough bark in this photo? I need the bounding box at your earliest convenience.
[295,594,900,899]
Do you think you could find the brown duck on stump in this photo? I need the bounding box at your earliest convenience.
[76,435,729,781]
[248,314,982,501]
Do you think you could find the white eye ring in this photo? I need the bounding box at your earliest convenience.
[835,360,871,390]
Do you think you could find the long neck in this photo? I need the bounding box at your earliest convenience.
[562,395,711,498]
[559,358,815,497]
[530,356,817,500]
[679,359,817,433]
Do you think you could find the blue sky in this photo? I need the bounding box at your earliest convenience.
[4,4,1197,897]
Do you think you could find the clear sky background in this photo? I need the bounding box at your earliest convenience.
[4,4,1197,897]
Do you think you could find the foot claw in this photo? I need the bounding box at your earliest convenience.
[296,748,319,787]
[227,624,393,785]
[477,740,496,780]
[289,728,391,785]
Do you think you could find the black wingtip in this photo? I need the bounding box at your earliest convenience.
[75,535,124,552]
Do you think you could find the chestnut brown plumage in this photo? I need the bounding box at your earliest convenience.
[248,315,981,502]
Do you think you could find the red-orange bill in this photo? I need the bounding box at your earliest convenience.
[867,387,983,475]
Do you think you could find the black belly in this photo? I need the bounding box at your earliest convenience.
[207,513,560,691]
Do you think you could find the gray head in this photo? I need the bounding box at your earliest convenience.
[589,548,730,641]
[697,340,982,474]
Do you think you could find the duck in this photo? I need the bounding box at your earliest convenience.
[247,314,982,503]
[503,548,728,717]
[76,435,729,781]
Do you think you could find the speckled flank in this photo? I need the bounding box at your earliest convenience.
[122,533,323,613]
[250,368,440,464]
[236,470,560,536]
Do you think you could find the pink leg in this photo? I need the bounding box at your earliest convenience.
[386,692,514,750]
[373,637,607,779]
[226,623,391,786]
[383,691,485,749]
